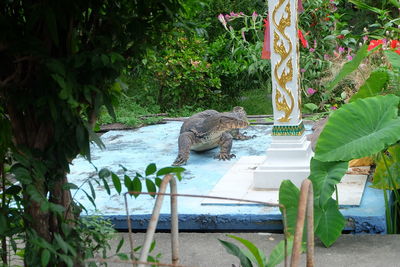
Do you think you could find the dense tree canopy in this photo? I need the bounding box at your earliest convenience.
[0,0,183,265]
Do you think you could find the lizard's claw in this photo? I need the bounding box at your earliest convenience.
[214,153,236,161]
[173,154,188,166]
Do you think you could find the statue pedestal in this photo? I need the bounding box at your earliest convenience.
[253,133,313,189]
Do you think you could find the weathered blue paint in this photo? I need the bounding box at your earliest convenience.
[69,121,387,234]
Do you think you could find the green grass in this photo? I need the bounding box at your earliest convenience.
[98,87,274,128]
[97,96,162,127]
[236,88,273,115]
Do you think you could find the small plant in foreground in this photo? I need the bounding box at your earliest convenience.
[219,234,294,267]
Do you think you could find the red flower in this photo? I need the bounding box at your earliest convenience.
[298,29,308,48]
[337,34,344,39]
[391,40,399,49]
[395,50,400,55]
[368,39,383,51]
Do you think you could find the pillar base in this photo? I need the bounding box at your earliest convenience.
[253,133,313,189]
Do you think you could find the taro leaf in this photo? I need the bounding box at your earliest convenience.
[226,234,267,267]
[349,69,389,102]
[384,50,400,69]
[315,198,345,247]
[267,236,294,267]
[218,239,253,267]
[314,95,400,162]
[278,180,300,235]
[371,144,400,190]
[308,158,348,208]
[326,44,368,91]
[145,163,157,176]
[112,173,122,194]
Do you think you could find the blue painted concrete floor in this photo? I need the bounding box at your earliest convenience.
[68,121,386,234]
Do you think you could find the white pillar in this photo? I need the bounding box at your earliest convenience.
[253,0,313,189]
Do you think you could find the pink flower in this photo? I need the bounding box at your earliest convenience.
[307,88,317,95]
[313,39,317,48]
[225,14,231,21]
[338,47,345,53]
[324,54,330,60]
[301,68,306,73]
[309,47,315,52]
[363,35,368,42]
[331,106,337,110]
[347,55,353,61]
[218,14,227,29]
[252,11,258,21]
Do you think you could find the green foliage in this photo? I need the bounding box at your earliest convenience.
[349,69,390,102]
[214,11,272,95]
[371,144,400,190]
[327,45,369,91]
[314,198,345,247]
[278,180,300,235]
[315,95,400,162]
[97,95,162,127]
[0,0,184,265]
[219,234,293,267]
[309,159,348,208]
[237,89,273,115]
[130,28,223,111]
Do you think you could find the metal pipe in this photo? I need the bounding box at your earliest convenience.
[169,177,180,265]
[124,193,135,266]
[290,179,314,267]
[306,182,314,267]
[138,174,174,267]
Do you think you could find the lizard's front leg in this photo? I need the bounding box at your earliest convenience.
[214,132,236,160]
[173,132,196,166]
[231,129,256,140]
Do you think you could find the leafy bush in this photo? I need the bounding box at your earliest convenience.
[128,28,224,111]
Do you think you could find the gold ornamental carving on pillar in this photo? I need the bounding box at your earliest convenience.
[272,0,295,122]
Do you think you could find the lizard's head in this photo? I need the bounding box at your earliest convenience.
[216,114,249,131]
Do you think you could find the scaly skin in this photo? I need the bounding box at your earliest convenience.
[172,107,254,166]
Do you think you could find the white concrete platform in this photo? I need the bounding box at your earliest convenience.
[202,156,368,206]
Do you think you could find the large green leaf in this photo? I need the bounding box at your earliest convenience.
[279,180,300,235]
[309,158,348,208]
[315,198,346,247]
[267,236,294,267]
[226,235,267,267]
[314,95,400,162]
[218,239,253,267]
[326,44,368,91]
[349,69,389,102]
[371,144,400,190]
[384,50,400,69]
